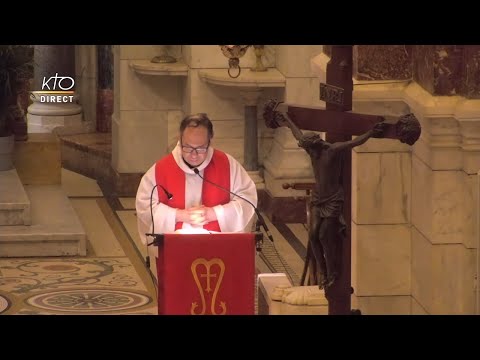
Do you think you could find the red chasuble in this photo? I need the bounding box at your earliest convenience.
[154,149,231,232]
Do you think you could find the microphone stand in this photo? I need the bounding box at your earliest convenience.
[146,184,173,267]
[192,167,274,248]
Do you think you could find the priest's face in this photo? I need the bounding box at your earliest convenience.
[180,126,210,167]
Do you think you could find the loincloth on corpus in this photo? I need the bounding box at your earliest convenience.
[311,189,347,237]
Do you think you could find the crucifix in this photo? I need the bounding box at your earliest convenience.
[263,45,421,315]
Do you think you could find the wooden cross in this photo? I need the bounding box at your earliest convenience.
[263,45,421,315]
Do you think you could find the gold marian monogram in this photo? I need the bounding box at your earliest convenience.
[190,258,226,315]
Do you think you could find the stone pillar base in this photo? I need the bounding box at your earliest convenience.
[27,95,83,134]
[28,113,83,133]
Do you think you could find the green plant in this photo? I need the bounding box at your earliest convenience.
[0,45,34,137]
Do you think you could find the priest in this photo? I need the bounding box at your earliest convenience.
[135,113,258,248]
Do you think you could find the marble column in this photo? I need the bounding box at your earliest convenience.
[96,45,113,133]
[240,89,263,187]
[406,45,480,314]
[348,45,480,314]
[27,45,82,133]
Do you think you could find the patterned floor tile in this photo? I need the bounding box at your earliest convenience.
[0,257,156,315]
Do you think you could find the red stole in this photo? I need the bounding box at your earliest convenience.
[154,149,231,232]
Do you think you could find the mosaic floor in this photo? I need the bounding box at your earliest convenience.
[0,258,154,314]
[0,169,308,315]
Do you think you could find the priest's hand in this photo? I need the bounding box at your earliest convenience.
[189,206,217,226]
[189,207,207,226]
[177,206,218,226]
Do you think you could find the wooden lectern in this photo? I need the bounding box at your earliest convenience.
[154,232,260,315]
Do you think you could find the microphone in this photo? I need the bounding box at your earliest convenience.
[192,167,274,244]
[145,184,174,268]
[159,185,173,201]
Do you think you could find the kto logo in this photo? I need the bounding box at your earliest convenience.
[30,73,75,103]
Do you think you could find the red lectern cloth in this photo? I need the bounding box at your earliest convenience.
[156,233,255,315]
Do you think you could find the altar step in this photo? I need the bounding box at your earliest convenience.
[0,169,87,257]
[0,169,30,226]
